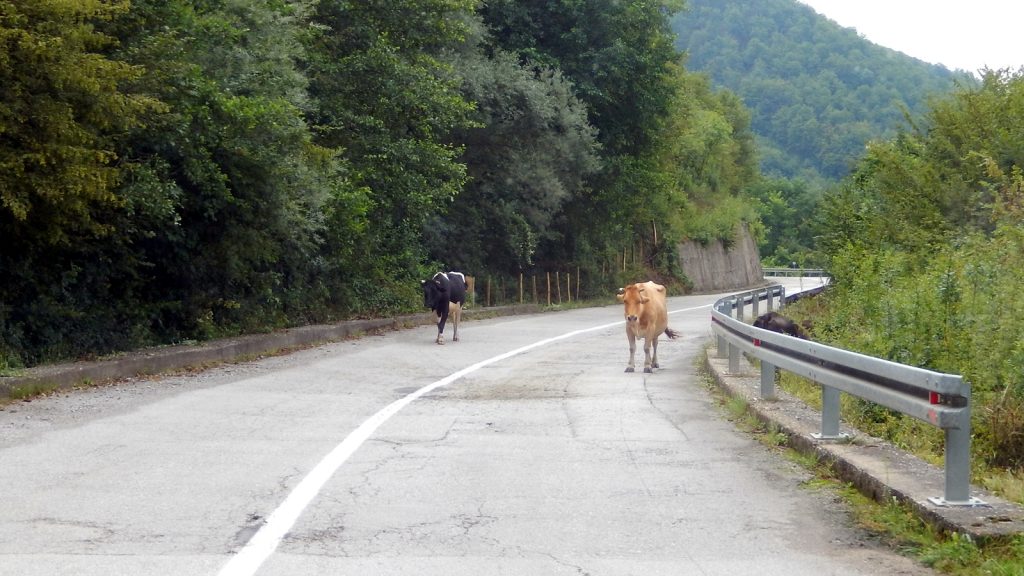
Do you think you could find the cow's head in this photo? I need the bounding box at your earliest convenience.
[421,272,449,310]
[617,284,648,324]
[421,278,441,309]
[752,311,777,331]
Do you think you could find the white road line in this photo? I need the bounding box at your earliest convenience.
[216,303,709,576]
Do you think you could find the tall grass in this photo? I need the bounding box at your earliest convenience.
[785,227,1024,500]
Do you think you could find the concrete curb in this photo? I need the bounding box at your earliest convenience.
[703,348,1024,543]
[0,303,543,398]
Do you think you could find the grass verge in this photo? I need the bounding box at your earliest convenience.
[698,360,1024,575]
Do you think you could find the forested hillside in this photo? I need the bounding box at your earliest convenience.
[0,0,760,368]
[672,0,972,185]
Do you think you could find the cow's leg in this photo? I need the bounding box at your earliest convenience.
[436,304,449,345]
[644,335,658,373]
[450,302,462,342]
[625,330,637,372]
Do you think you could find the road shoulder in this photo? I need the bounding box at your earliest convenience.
[703,347,1024,543]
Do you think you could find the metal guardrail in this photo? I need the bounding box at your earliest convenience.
[711,284,982,507]
[763,267,829,278]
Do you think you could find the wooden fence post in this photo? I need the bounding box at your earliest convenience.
[546,272,551,306]
[576,267,581,301]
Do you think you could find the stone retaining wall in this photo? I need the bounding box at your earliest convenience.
[678,224,763,292]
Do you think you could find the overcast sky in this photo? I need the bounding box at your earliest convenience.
[796,0,1023,74]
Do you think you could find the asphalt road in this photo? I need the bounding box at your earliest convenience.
[0,278,933,575]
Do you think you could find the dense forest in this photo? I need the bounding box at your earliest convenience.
[0,0,762,368]
[672,0,980,267]
[671,0,971,185]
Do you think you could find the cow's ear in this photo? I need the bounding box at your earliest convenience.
[420,280,426,286]
[640,296,650,304]
[616,287,625,302]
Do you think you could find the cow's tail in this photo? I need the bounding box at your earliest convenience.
[664,327,680,339]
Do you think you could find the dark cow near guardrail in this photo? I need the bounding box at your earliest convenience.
[753,311,808,339]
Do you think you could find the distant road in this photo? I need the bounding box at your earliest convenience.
[0,276,931,575]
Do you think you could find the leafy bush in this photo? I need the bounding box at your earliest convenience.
[804,70,1024,473]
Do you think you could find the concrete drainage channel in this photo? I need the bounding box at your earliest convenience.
[703,348,1024,543]
[0,304,542,399]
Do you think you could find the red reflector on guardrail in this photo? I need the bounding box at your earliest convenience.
[753,339,761,347]
[929,391,940,405]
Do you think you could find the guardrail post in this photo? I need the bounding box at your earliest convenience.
[716,302,731,358]
[929,391,982,506]
[813,386,843,439]
[944,424,972,503]
[760,361,776,400]
[729,338,741,374]
[752,291,761,319]
[727,298,741,373]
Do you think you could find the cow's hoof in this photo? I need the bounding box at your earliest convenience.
[644,367,653,373]
[453,336,459,342]
[624,367,635,373]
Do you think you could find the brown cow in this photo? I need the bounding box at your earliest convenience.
[617,281,680,373]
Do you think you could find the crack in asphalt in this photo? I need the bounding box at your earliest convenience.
[642,368,692,441]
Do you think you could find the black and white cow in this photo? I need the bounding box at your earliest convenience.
[421,271,468,344]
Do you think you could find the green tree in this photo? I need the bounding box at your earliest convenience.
[748,177,821,266]
[108,0,338,336]
[0,0,160,364]
[305,0,476,308]
[481,0,692,280]
[432,45,600,274]
[0,0,154,241]
[0,0,354,366]
[818,70,1024,261]
[482,0,684,159]
[653,68,760,250]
